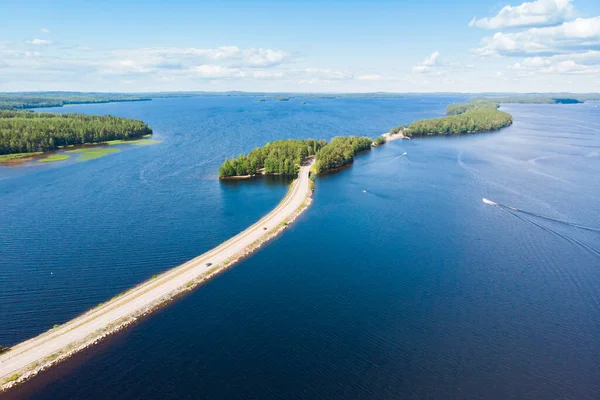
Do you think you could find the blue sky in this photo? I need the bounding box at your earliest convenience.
[1,0,599,92]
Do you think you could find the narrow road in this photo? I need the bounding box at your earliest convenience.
[0,159,314,389]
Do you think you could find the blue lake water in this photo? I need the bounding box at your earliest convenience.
[1,97,599,399]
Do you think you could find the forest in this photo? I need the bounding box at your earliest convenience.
[312,136,373,173]
[0,110,153,155]
[219,136,374,178]
[219,139,327,178]
[446,100,499,115]
[404,107,512,137]
[0,93,150,110]
[387,101,511,137]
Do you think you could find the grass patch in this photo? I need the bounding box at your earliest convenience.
[0,152,43,162]
[38,154,70,163]
[4,373,20,383]
[104,139,131,145]
[105,138,160,146]
[131,139,160,146]
[67,147,120,161]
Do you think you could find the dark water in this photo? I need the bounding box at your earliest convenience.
[2,98,600,399]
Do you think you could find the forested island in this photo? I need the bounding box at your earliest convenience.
[219,136,374,178]
[389,101,513,138]
[219,139,327,178]
[478,96,582,104]
[312,136,373,173]
[0,93,151,110]
[0,110,152,155]
[219,101,517,178]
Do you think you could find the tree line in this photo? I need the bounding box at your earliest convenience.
[404,107,512,137]
[0,110,152,155]
[0,93,150,110]
[219,139,327,178]
[313,136,373,173]
[446,100,499,115]
[219,136,376,178]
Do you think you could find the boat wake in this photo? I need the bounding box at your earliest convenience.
[482,198,600,233]
[483,198,600,258]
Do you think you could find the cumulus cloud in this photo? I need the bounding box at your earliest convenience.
[105,46,289,70]
[412,51,440,73]
[507,51,600,74]
[0,40,371,89]
[469,0,575,29]
[241,48,289,67]
[27,38,53,45]
[474,16,600,56]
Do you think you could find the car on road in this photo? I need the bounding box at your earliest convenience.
[263,227,267,230]
[205,262,212,267]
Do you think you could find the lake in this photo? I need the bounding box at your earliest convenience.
[1,97,599,399]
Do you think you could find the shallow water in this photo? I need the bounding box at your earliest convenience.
[2,99,600,399]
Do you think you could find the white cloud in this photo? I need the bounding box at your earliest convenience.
[357,74,382,80]
[412,51,440,73]
[423,51,440,66]
[27,38,53,45]
[507,51,600,74]
[470,0,575,29]
[474,16,600,56]
[105,46,289,70]
[40,28,51,34]
[0,41,356,86]
[192,65,243,78]
[242,48,289,67]
[411,65,431,73]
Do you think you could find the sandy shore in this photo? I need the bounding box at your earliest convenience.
[0,159,315,391]
[382,130,406,142]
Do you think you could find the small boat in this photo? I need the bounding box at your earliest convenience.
[362,190,367,193]
[482,198,498,206]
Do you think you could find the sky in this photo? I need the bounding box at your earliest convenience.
[1,0,599,93]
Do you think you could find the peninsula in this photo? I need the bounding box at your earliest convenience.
[0,93,151,110]
[389,101,513,138]
[0,110,152,162]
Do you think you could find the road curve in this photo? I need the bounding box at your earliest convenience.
[0,159,314,390]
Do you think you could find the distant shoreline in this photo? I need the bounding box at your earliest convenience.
[25,98,152,110]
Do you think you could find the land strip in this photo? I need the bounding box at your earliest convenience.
[0,159,314,391]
